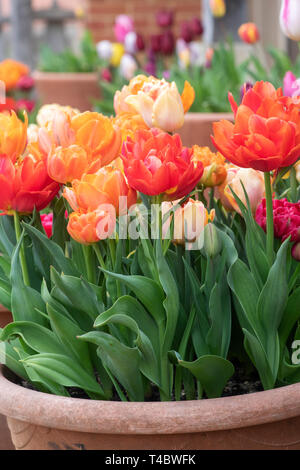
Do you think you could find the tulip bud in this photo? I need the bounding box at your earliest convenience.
[190,17,204,36]
[203,223,222,258]
[180,21,194,43]
[96,40,113,61]
[124,31,138,54]
[161,31,175,55]
[114,15,134,43]
[292,242,300,261]
[156,10,174,28]
[280,0,300,41]
[119,54,138,81]
[238,23,260,44]
[210,0,226,18]
[136,34,145,51]
[150,34,162,53]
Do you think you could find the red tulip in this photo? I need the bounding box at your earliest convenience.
[121,128,203,199]
[0,153,59,215]
[150,35,162,53]
[180,22,194,43]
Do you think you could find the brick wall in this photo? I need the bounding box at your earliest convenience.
[86,0,202,43]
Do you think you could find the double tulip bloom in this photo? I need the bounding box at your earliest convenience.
[64,166,137,216]
[114,75,195,133]
[0,152,59,215]
[212,81,300,172]
[121,128,203,199]
[41,111,122,184]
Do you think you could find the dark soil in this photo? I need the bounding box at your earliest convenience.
[9,362,263,402]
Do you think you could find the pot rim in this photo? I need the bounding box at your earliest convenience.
[1,366,300,435]
[32,70,99,80]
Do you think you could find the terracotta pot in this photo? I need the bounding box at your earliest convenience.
[33,71,101,112]
[178,112,234,149]
[0,309,14,450]
[1,366,300,450]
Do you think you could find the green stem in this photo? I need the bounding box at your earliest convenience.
[93,243,106,270]
[290,167,298,203]
[13,211,30,286]
[82,245,95,284]
[264,172,274,266]
[289,262,300,292]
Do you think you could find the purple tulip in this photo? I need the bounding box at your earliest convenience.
[161,31,175,55]
[180,21,194,43]
[150,34,162,53]
[190,17,204,36]
[136,33,145,51]
[156,10,174,28]
[145,60,157,76]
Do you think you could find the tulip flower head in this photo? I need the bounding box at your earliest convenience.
[0,153,59,215]
[63,166,137,216]
[110,43,125,67]
[113,112,149,141]
[96,40,113,61]
[0,59,29,91]
[114,15,134,43]
[218,166,265,215]
[212,81,300,172]
[41,213,53,238]
[67,209,116,245]
[210,0,226,18]
[280,0,300,41]
[162,198,215,248]
[121,128,203,199]
[283,71,300,97]
[192,146,227,187]
[256,198,300,260]
[238,23,260,44]
[0,111,28,162]
[117,75,195,133]
[119,54,138,81]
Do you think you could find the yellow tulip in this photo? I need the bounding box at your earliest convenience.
[111,43,125,67]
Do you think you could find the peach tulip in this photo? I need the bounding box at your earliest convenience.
[162,198,215,247]
[47,145,90,185]
[64,166,136,215]
[67,209,116,245]
[217,166,265,215]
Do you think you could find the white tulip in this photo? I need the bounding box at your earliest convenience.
[280,0,300,41]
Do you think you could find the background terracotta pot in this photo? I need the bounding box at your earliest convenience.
[1,366,300,450]
[0,308,14,450]
[178,112,234,149]
[33,71,101,112]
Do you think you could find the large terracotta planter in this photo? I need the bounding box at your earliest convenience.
[33,71,101,112]
[0,308,14,450]
[179,112,234,149]
[1,366,300,450]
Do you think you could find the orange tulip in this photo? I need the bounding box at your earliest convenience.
[67,209,116,245]
[113,112,149,141]
[47,145,90,185]
[64,166,136,215]
[192,146,227,187]
[71,112,122,167]
[238,23,260,44]
[0,153,59,215]
[162,198,215,247]
[212,81,300,172]
[0,111,28,162]
[0,59,29,91]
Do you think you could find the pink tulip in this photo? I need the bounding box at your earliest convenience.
[114,15,134,43]
[156,10,174,28]
[17,75,35,91]
[15,99,35,113]
[41,213,53,238]
[283,71,300,97]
